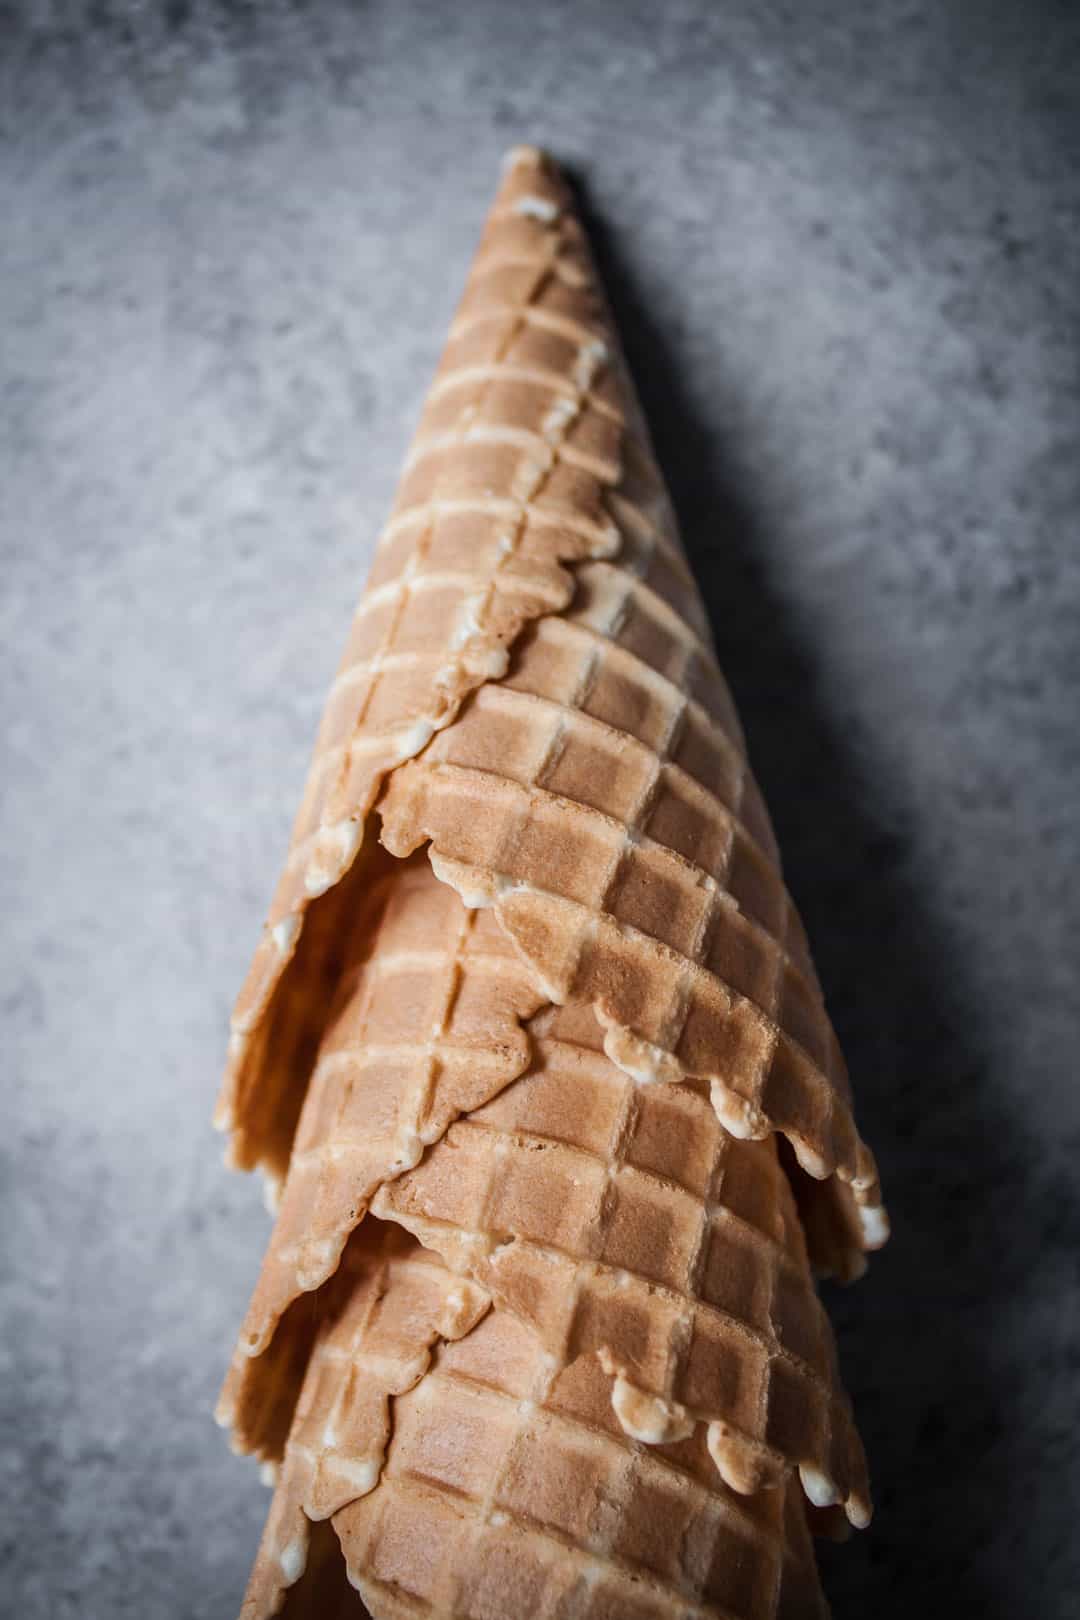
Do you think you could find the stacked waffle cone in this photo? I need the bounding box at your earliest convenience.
[216,148,887,1618]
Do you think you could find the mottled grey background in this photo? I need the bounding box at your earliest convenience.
[2,1,1078,1616]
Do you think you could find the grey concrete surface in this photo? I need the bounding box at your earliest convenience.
[2,2,1078,1616]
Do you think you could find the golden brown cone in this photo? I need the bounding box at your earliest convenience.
[218,148,627,1185]
[244,1222,830,1620]
[216,147,891,1619]
[237,1222,490,1618]
[221,857,870,1533]
[218,853,544,1376]
[215,146,884,1274]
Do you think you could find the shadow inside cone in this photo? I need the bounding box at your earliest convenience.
[571,164,1066,1620]
[278,1517,359,1618]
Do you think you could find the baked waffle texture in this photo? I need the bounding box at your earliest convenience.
[221,857,869,1527]
[221,855,544,1371]
[215,144,885,1273]
[245,1222,832,1620]
[217,147,888,1616]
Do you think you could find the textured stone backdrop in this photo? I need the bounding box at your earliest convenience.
[2,2,1078,1615]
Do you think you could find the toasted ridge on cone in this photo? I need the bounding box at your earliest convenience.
[372,999,870,1524]
[221,852,545,1374]
[244,1221,831,1620]
[222,855,870,1531]
[216,144,885,1274]
[237,1221,490,1618]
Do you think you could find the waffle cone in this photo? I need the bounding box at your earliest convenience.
[217,149,888,1616]
[242,1221,832,1620]
[215,146,885,1270]
[221,856,868,1525]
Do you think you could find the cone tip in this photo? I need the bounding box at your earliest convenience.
[502,144,555,175]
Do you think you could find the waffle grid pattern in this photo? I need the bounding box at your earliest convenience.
[221,152,628,1152]
[218,145,881,1275]
[256,1234,830,1620]
[373,1003,868,1522]
[220,147,886,1618]
[378,532,882,1230]
[227,859,543,1369]
[223,857,868,1533]
[239,1228,491,1620]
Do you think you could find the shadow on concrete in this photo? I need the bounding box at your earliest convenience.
[572,169,1058,1620]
